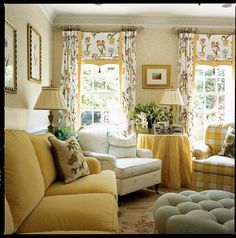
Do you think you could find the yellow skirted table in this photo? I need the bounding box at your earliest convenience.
[137,133,192,189]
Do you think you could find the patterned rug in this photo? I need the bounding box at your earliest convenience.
[118,186,185,234]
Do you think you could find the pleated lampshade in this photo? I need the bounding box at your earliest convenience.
[160,88,184,106]
[34,86,67,110]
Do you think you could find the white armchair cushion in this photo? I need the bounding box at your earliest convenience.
[107,132,136,158]
[78,127,110,154]
[136,148,153,158]
[114,158,161,179]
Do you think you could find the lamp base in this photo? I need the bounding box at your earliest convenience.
[48,111,55,134]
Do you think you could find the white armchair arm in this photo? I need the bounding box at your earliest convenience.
[136,148,153,158]
[82,150,117,170]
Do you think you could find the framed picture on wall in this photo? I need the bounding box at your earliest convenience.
[142,65,170,89]
[5,19,17,93]
[27,23,41,83]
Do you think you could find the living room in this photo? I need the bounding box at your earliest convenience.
[4,3,235,234]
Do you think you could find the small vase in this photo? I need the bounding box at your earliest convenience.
[148,127,154,134]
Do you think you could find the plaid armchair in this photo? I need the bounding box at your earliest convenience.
[191,122,235,192]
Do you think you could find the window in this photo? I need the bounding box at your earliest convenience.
[80,64,120,127]
[192,64,234,142]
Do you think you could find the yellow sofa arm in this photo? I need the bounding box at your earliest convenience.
[85,157,101,174]
[192,142,212,160]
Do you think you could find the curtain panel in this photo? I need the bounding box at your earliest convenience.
[81,32,119,60]
[177,33,195,138]
[196,34,233,62]
[59,30,80,131]
[120,31,137,136]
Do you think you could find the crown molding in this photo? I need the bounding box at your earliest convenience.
[53,15,235,29]
[39,4,56,24]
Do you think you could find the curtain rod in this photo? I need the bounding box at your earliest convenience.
[172,27,235,35]
[122,25,144,31]
[54,24,80,31]
[54,24,144,32]
[172,27,198,34]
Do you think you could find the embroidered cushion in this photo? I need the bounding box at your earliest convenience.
[107,132,137,158]
[48,136,90,183]
[218,126,235,158]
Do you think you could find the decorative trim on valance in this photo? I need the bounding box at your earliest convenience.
[81,32,119,60]
[196,34,233,61]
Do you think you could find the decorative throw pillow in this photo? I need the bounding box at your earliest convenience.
[218,126,235,158]
[48,136,90,183]
[107,132,137,158]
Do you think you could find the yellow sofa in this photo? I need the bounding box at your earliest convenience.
[4,129,119,234]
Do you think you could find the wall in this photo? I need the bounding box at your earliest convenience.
[5,4,53,132]
[52,28,62,87]
[136,29,178,103]
[136,29,179,121]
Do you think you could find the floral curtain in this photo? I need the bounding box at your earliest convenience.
[120,31,137,136]
[196,34,233,61]
[59,30,80,131]
[81,32,119,60]
[177,33,195,137]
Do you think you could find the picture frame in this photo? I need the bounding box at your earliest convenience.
[5,19,17,93]
[28,23,41,83]
[154,126,163,134]
[156,121,169,128]
[142,65,170,89]
[171,124,183,134]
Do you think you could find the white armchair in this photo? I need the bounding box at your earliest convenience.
[78,126,162,196]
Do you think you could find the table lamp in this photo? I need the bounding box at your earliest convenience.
[34,86,67,134]
[159,88,184,125]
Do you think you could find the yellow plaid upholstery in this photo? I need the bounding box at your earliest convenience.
[192,155,235,177]
[191,122,235,193]
[205,122,234,154]
[191,172,234,193]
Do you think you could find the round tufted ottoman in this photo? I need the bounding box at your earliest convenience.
[153,190,235,234]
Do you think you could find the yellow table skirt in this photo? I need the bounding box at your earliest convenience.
[137,133,192,189]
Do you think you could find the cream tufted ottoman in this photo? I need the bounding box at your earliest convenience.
[153,190,235,234]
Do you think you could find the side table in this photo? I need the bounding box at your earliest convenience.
[137,133,192,189]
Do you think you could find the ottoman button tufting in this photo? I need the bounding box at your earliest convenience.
[153,190,235,234]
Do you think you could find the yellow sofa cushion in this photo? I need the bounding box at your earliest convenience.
[17,193,119,234]
[29,133,58,190]
[45,170,117,198]
[5,129,45,232]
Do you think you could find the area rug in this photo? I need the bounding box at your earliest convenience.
[118,186,185,234]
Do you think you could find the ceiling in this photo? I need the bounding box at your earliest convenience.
[42,3,235,18]
[39,3,235,29]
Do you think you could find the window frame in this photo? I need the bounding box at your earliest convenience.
[79,60,120,127]
[192,63,234,142]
